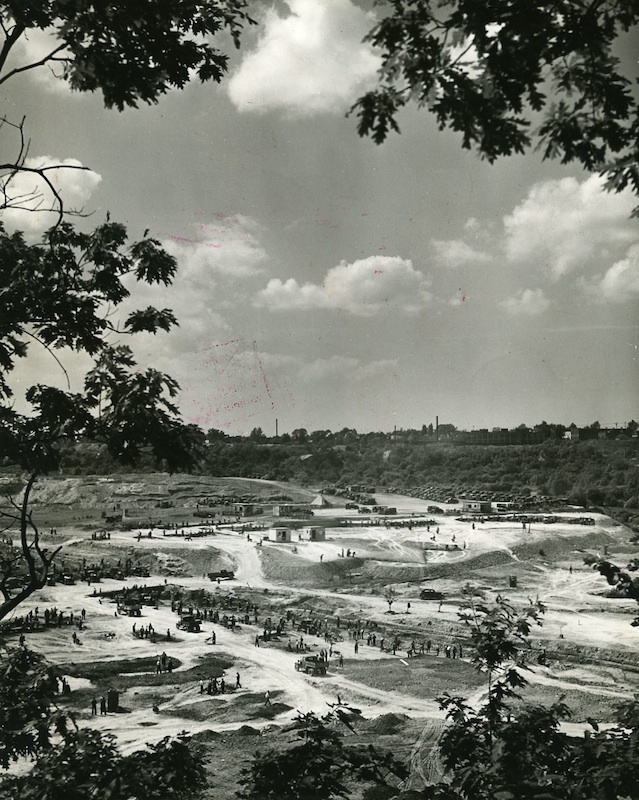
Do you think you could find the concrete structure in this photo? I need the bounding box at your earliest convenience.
[268,527,292,543]
[300,526,326,542]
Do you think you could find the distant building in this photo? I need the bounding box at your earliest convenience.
[234,503,257,516]
[268,527,291,543]
[461,500,492,514]
[299,526,326,542]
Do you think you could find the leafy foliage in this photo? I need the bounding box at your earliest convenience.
[0,647,206,799]
[0,221,202,474]
[237,705,408,800]
[353,0,639,212]
[0,220,203,620]
[0,730,206,800]
[0,1,256,110]
[421,596,639,799]
[0,647,71,770]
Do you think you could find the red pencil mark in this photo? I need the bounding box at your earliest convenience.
[373,269,383,274]
[253,341,275,411]
[167,235,197,244]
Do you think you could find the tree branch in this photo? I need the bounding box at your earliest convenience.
[0,20,25,75]
[17,326,72,391]
[0,42,68,86]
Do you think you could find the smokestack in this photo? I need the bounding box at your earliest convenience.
[275,418,279,437]
[436,415,439,442]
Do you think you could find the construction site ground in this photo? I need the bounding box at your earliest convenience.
[3,474,638,796]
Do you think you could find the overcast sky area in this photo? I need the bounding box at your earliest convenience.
[4,0,639,435]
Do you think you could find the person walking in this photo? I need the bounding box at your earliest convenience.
[236,672,241,689]
[100,696,107,715]
[91,697,97,716]
[264,690,271,706]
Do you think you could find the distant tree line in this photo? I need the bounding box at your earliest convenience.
[37,423,639,516]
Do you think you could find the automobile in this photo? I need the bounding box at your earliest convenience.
[176,614,202,632]
[294,655,328,676]
[420,588,445,601]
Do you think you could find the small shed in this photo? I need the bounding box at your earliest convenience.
[268,527,291,543]
[234,503,255,517]
[300,526,326,542]
[461,499,492,514]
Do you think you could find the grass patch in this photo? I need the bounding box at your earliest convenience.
[61,653,233,693]
[345,656,484,699]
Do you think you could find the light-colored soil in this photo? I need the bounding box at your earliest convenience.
[3,474,638,793]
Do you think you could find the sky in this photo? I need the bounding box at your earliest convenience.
[3,0,639,436]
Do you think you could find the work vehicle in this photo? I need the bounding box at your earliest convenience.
[294,655,328,676]
[176,614,202,632]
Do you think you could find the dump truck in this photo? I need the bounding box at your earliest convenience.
[208,569,235,581]
[294,655,328,676]
[176,614,201,633]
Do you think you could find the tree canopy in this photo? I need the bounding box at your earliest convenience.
[0,1,252,619]
[353,0,639,213]
[0,1,255,219]
[0,1,255,109]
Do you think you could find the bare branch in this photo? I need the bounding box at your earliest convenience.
[0,158,94,226]
[0,42,68,87]
[16,327,72,391]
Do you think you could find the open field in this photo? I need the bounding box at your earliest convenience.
[2,473,638,795]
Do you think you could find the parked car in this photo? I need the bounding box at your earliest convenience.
[420,588,444,601]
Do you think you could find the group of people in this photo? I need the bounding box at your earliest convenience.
[199,672,242,695]
[132,622,157,640]
[90,696,108,715]
[10,605,87,635]
[155,651,174,673]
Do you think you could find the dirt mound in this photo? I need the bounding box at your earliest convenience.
[236,725,261,736]
[152,547,234,579]
[366,712,409,734]
[362,561,430,584]
[260,548,354,588]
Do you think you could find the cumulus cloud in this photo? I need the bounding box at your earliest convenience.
[1,156,101,238]
[500,288,551,317]
[431,238,491,268]
[162,215,267,278]
[9,26,72,93]
[582,244,639,303]
[253,255,434,315]
[118,216,269,362]
[227,0,380,116]
[504,175,636,279]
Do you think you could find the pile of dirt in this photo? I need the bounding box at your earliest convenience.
[259,548,355,588]
[365,712,409,734]
[154,552,194,577]
[362,561,430,584]
[236,725,261,736]
[511,531,616,561]
[151,546,234,579]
